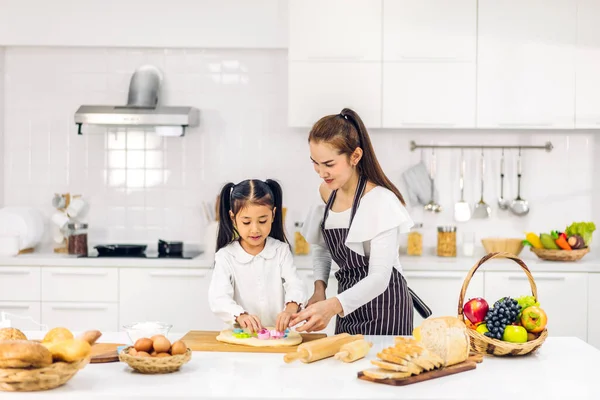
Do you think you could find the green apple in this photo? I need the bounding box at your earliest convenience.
[502,325,528,343]
[476,324,489,334]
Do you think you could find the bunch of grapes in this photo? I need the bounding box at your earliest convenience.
[483,297,522,340]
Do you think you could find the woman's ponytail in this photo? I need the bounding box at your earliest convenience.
[216,182,236,252]
[265,179,289,245]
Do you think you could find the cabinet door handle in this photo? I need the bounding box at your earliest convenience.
[51,271,108,277]
[51,305,109,311]
[508,276,565,281]
[405,273,461,280]
[397,55,467,62]
[0,304,30,310]
[149,271,207,278]
[307,55,365,61]
[399,122,457,128]
[0,269,30,276]
[497,122,554,128]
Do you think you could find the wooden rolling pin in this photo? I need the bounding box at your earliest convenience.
[333,339,373,363]
[283,333,364,364]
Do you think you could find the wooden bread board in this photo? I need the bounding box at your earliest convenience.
[90,343,126,363]
[180,330,327,353]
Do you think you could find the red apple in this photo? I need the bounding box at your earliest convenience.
[463,297,489,325]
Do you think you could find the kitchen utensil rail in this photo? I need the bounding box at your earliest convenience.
[409,141,553,152]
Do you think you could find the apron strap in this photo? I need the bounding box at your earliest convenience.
[321,175,367,230]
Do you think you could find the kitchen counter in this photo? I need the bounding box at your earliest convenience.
[8,331,600,399]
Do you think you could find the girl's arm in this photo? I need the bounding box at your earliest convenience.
[280,247,307,311]
[334,227,398,317]
[208,252,246,324]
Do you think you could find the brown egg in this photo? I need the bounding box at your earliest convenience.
[134,338,153,353]
[155,352,171,358]
[136,351,150,357]
[127,348,138,356]
[170,340,187,355]
[152,336,171,353]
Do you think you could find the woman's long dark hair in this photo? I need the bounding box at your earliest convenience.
[216,179,288,252]
[308,107,406,205]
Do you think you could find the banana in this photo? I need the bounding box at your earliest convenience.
[525,232,544,249]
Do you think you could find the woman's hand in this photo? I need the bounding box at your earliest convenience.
[236,314,263,332]
[306,280,327,307]
[289,298,342,332]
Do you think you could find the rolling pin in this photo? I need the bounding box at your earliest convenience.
[283,333,364,364]
[333,339,373,363]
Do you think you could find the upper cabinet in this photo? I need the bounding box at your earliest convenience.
[383,0,476,62]
[476,0,577,129]
[575,0,600,128]
[289,0,382,61]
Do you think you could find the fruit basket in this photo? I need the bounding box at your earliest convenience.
[457,252,548,356]
[0,357,90,392]
[530,247,590,262]
[119,346,192,374]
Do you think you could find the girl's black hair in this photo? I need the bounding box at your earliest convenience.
[216,179,288,252]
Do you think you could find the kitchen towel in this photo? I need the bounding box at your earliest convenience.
[401,161,438,207]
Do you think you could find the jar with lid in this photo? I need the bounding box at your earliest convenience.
[67,222,88,256]
[293,222,310,255]
[406,223,423,256]
[437,226,457,257]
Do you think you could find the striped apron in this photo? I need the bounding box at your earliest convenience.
[321,176,431,335]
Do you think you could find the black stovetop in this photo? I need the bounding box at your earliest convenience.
[78,251,203,259]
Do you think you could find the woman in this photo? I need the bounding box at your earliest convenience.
[289,108,431,336]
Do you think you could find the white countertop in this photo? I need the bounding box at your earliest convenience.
[8,331,600,399]
[1,246,599,273]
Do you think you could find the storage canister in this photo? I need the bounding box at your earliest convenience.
[67,222,88,256]
[437,226,457,257]
[407,223,423,256]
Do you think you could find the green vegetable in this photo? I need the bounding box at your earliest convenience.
[540,233,559,249]
[522,240,532,247]
[565,222,596,246]
[516,295,540,318]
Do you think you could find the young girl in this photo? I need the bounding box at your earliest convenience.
[208,179,306,333]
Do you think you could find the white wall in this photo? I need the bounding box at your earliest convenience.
[0,47,4,208]
[1,46,596,250]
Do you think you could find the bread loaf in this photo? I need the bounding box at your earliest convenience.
[0,340,53,368]
[0,327,27,341]
[419,316,469,367]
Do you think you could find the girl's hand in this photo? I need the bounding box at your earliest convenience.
[276,311,293,332]
[236,314,263,332]
[289,298,342,332]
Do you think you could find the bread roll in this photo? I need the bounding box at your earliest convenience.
[78,330,102,345]
[43,327,74,344]
[0,327,27,341]
[419,316,469,367]
[45,338,91,363]
[0,340,53,368]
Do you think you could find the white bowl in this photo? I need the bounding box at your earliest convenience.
[123,321,172,343]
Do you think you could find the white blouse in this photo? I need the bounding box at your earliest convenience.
[208,237,307,328]
[302,186,414,318]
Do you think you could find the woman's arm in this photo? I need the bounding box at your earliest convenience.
[207,253,246,324]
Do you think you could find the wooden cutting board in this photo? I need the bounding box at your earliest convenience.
[358,360,477,386]
[180,330,327,353]
[90,343,126,363]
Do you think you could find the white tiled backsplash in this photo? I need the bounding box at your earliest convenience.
[0,47,598,250]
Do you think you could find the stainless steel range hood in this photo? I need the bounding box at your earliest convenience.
[74,65,199,136]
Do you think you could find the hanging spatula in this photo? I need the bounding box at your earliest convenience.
[473,150,491,219]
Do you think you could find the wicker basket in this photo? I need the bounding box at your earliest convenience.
[457,252,548,356]
[0,357,90,392]
[481,238,524,256]
[119,347,192,374]
[530,246,590,262]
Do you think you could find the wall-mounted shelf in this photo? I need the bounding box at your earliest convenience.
[409,140,553,152]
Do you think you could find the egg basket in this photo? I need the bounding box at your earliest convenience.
[530,246,590,262]
[0,357,90,392]
[457,252,548,357]
[119,347,192,374]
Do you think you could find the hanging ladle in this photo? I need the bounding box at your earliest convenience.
[498,148,509,210]
[510,148,529,216]
[424,149,442,213]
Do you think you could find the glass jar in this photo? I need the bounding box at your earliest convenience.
[293,222,310,255]
[67,222,88,256]
[437,226,457,257]
[407,223,423,256]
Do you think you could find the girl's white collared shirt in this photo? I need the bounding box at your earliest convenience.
[208,237,307,328]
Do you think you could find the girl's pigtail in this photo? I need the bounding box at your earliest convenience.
[216,182,236,252]
[265,179,289,245]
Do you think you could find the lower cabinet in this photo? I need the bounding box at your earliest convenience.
[0,301,42,331]
[41,302,118,332]
[588,274,600,349]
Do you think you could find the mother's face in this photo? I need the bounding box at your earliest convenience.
[309,141,355,190]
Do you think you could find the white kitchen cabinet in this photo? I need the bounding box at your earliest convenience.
[383,0,476,61]
[41,268,118,302]
[382,62,476,128]
[119,268,224,334]
[476,0,577,128]
[484,272,587,341]
[0,301,41,331]
[404,271,484,329]
[0,267,40,301]
[42,302,118,332]
[288,62,382,127]
[297,270,338,336]
[289,0,382,61]
[575,0,600,128]
[588,274,600,349]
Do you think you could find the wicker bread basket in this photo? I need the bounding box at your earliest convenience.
[119,347,192,374]
[458,252,548,356]
[530,246,590,262]
[0,357,90,392]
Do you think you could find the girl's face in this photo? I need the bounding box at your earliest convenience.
[309,140,359,191]
[230,204,275,250]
